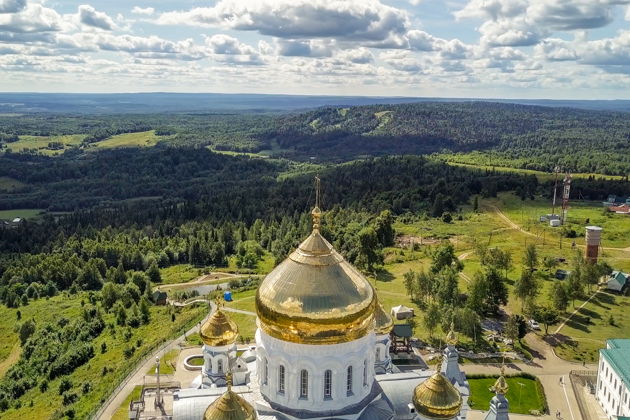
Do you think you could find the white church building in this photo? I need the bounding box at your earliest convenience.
[596,339,630,419]
[166,205,511,420]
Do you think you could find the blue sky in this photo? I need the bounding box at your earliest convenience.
[0,0,629,98]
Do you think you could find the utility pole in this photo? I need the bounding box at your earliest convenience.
[551,166,560,216]
[561,172,572,225]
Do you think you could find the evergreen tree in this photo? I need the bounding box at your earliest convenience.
[146,261,161,284]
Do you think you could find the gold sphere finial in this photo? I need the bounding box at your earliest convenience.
[226,372,233,391]
[446,321,458,346]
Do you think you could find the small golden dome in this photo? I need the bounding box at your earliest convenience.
[374,300,394,335]
[200,308,239,347]
[445,322,457,346]
[203,384,256,420]
[492,366,509,395]
[256,228,375,345]
[412,373,463,419]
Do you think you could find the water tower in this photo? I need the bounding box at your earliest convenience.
[585,226,602,263]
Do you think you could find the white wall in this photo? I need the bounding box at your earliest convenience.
[255,327,376,415]
[596,354,630,418]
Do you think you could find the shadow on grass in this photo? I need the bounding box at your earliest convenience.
[565,318,590,333]
[376,269,395,283]
[577,307,600,320]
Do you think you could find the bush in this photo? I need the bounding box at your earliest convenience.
[39,379,48,393]
[58,378,72,395]
[62,392,78,406]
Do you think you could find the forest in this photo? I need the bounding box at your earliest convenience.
[1,101,629,174]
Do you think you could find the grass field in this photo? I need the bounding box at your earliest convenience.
[435,153,624,181]
[160,264,203,285]
[0,208,43,220]
[4,134,85,155]
[92,131,160,149]
[468,375,546,414]
[111,385,142,420]
[0,293,206,420]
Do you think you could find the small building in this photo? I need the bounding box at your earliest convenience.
[606,271,629,293]
[596,338,630,419]
[608,204,630,214]
[550,219,561,227]
[390,324,413,353]
[152,290,168,305]
[540,214,560,222]
[223,291,232,302]
[391,305,414,320]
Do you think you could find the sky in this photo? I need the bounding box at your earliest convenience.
[0,0,629,99]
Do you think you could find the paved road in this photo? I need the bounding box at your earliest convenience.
[96,302,216,420]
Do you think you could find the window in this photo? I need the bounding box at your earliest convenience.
[346,366,353,396]
[376,347,381,362]
[279,365,285,394]
[263,358,268,385]
[300,370,309,399]
[217,359,223,374]
[324,370,332,399]
[208,359,212,371]
[363,360,368,387]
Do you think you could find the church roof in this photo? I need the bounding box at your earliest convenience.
[255,208,375,345]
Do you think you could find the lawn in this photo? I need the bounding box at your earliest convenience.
[4,134,85,155]
[0,293,206,420]
[467,375,546,414]
[92,130,160,149]
[0,208,44,220]
[111,385,142,420]
[146,349,179,375]
[160,264,203,285]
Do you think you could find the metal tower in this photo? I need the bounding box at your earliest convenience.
[561,172,572,225]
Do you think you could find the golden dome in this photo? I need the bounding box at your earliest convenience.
[492,366,509,395]
[203,378,257,420]
[200,308,239,347]
[445,322,457,346]
[374,300,394,335]
[412,373,463,419]
[256,225,375,345]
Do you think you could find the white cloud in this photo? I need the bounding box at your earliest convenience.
[155,0,409,43]
[131,6,155,16]
[407,30,436,51]
[0,3,63,33]
[0,0,25,14]
[205,34,264,65]
[275,39,334,57]
[78,5,116,31]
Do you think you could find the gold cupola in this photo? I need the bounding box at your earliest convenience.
[200,307,239,347]
[492,365,509,395]
[374,299,394,335]
[412,365,463,419]
[255,204,376,345]
[204,374,257,420]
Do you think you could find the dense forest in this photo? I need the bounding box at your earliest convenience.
[1,102,629,174]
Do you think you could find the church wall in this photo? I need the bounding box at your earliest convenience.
[256,327,376,414]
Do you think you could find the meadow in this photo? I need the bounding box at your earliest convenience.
[467,375,546,414]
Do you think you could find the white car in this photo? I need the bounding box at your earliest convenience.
[528,319,541,330]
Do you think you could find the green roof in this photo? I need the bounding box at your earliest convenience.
[601,339,630,388]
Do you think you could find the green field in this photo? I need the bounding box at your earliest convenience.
[92,131,160,149]
[112,385,142,420]
[435,153,625,181]
[468,375,546,414]
[160,264,203,285]
[0,208,44,220]
[0,293,206,419]
[5,134,85,155]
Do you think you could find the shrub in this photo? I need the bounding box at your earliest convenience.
[58,378,72,395]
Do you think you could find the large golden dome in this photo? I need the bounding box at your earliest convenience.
[200,307,239,347]
[255,210,375,345]
[203,378,257,420]
[412,372,463,419]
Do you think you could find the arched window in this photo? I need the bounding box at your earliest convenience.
[207,359,212,371]
[346,366,353,396]
[376,347,381,361]
[279,365,285,394]
[263,358,268,385]
[217,359,223,374]
[363,360,368,387]
[324,370,332,399]
[300,369,309,399]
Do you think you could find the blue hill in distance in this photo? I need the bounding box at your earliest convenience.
[0,92,629,114]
